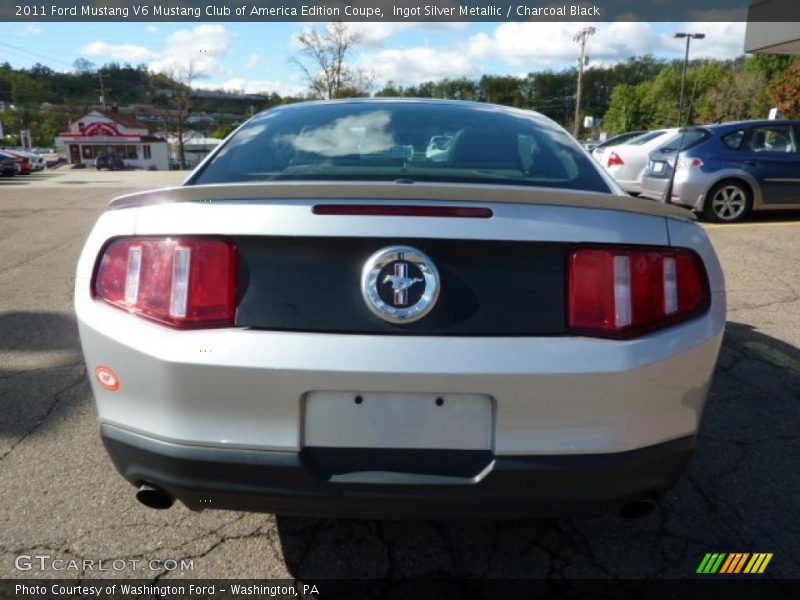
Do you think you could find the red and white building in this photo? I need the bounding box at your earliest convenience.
[56,109,168,170]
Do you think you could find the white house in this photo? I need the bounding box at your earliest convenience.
[55,109,169,170]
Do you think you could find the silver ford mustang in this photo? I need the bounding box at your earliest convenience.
[75,99,726,519]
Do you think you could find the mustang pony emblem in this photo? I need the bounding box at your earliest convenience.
[361,246,440,323]
[383,263,423,306]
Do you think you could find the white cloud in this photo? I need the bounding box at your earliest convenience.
[81,41,159,62]
[466,22,747,71]
[23,24,42,36]
[220,77,306,97]
[358,47,480,86]
[660,22,747,61]
[148,25,233,79]
[245,52,261,69]
[145,25,159,34]
[467,22,657,69]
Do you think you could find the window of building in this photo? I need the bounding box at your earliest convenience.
[127,146,138,159]
[143,145,151,159]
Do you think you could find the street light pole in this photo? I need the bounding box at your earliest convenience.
[573,26,596,138]
[674,32,705,127]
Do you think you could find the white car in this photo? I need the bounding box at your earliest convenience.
[28,152,45,171]
[75,100,725,519]
[601,129,679,194]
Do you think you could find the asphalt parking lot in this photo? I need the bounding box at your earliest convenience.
[1,169,798,582]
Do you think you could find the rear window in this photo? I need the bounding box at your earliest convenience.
[190,102,612,194]
[657,130,710,153]
[626,131,666,145]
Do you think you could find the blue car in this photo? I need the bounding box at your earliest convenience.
[640,120,800,223]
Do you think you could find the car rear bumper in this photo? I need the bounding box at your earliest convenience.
[77,286,725,456]
[641,174,709,210]
[102,423,695,518]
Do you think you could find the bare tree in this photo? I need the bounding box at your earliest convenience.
[291,23,372,99]
[163,62,197,169]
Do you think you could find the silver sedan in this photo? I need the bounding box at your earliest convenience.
[75,99,726,519]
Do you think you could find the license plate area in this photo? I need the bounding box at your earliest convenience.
[303,391,494,450]
[649,160,666,175]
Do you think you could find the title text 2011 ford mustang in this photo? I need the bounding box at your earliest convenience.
[75,100,725,518]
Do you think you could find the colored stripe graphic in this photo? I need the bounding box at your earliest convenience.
[698,553,773,574]
[696,553,713,573]
[719,554,736,574]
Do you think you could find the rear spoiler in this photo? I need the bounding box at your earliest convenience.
[108,181,695,221]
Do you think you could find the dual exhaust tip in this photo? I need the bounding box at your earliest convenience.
[618,496,657,519]
[135,483,174,510]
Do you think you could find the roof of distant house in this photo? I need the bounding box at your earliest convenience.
[93,110,149,131]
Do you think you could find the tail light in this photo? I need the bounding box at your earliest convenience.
[676,157,704,170]
[568,245,708,339]
[607,152,624,167]
[93,237,238,328]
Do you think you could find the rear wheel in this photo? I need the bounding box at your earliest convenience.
[703,180,752,223]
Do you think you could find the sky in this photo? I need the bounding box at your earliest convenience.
[0,21,748,96]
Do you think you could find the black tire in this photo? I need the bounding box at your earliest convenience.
[702,180,753,223]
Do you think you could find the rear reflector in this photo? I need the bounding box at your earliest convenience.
[568,245,708,339]
[312,204,493,218]
[93,237,237,328]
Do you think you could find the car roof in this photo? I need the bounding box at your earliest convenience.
[255,97,556,126]
[705,119,800,132]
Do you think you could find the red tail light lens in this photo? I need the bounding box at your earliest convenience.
[568,246,708,339]
[607,152,624,167]
[93,237,238,328]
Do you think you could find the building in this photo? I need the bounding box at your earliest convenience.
[167,133,222,168]
[55,109,168,170]
[745,2,800,54]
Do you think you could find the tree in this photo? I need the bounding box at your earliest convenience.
[210,122,235,139]
[162,62,197,169]
[746,53,794,84]
[72,58,96,74]
[769,59,800,118]
[479,75,523,106]
[291,22,372,99]
[603,83,650,134]
[697,70,769,123]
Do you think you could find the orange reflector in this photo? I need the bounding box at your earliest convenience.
[95,365,121,391]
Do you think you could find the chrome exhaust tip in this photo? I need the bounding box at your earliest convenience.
[135,483,174,510]
[618,496,657,519]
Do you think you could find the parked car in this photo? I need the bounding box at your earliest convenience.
[0,152,19,176]
[591,130,646,164]
[0,149,31,174]
[75,99,725,519]
[95,153,125,170]
[5,148,46,171]
[24,151,46,171]
[601,129,679,195]
[641,120,800,223]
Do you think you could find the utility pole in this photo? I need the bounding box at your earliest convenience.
[97,72,109,108]
[674,32,705,126]
[573,26,596,138]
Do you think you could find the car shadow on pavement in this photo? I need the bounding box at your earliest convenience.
[0,311,87,442]
[276,321,800,579]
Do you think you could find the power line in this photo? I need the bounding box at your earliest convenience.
[0,41,75,69]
